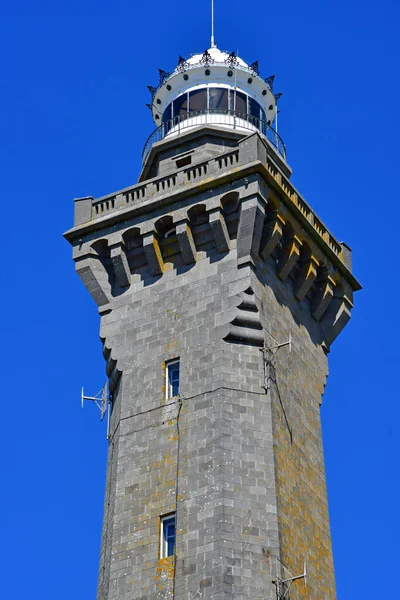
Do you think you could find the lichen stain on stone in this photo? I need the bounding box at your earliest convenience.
[166,338,179,352]
[156,556,175,582]
[200,177,213,186]
[162,262,173,272]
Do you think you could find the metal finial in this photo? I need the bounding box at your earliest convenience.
[265,74,276,89]
[225,51,239,68]
[249,60,259,75]
[158,69,170,85]
[177,56,189,73]
[200,49,215,67]
[147,85,157,97]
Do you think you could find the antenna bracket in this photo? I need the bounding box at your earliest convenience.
[260,333,291,391]
[81,381,112,439]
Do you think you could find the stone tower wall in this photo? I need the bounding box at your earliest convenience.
[96,250,333,599]
[97,255,282,599]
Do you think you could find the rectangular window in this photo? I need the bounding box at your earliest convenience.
[166,359,180,399]
[160,513,176,558]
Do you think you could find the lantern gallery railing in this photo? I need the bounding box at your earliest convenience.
[142,109,286,165]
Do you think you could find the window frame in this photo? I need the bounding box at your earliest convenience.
[165,359,180,400]
[160,513,176,559]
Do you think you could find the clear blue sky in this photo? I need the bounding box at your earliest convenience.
[1,1,398,598]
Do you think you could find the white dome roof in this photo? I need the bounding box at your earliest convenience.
[185,46,249,69]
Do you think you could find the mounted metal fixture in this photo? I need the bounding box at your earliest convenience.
[81,381,112,440]
[225,51,239,68]
[177,56,189,73]
[273,559,307,599]
[200,49,215,66]
[260,333,291,392]
[158,69,170,85]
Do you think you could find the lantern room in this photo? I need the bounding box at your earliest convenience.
[144,46,285,164]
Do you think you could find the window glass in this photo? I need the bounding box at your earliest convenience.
[249,97,260,119]
[261,107,267,135]
[209,88,228,112]
[162,103,172,123]
[261,106,267,124]
[173,94,188,120]
[166,360,180,399]
[232,91,247,116]
[161,514,176,558]
[189,89,207,113]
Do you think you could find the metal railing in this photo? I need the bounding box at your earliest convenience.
[142,109,286,165]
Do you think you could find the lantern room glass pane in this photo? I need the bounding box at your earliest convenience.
[261,106,267,134]
[249,97,260,119]
[209,88,228,112]
[173,93,188,120]
[188,89,207,113]
[232,91,247,116]
[248,97,261,127]
[162,103,172,123]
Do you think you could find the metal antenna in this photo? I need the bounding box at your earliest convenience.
[211,0,216,48]
[260,332,291,392]
[273,558,307,599]
[81,380,112,439]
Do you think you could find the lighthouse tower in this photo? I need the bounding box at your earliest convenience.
[65,43,360,600]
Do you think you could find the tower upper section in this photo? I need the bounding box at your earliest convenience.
[144,46,284,164]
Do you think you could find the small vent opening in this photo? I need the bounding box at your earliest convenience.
[176,155,192,168]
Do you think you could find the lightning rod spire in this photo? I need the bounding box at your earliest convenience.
[211,0,216,48]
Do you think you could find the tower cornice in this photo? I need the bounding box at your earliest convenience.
[64,130,360,295]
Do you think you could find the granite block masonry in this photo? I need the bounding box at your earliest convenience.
[65,126,361,599]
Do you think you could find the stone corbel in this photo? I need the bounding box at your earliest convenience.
[312,275,336,321]
[175,219,197,264]
[294,255,319,301]
[209,207,230,253]
[237,194,266,267]
[322,294,353,348]
[260,212,285,260]
[277,235,302,281]
[75,250,111,307]
[143,232,163,276]
[109,237,131,288]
